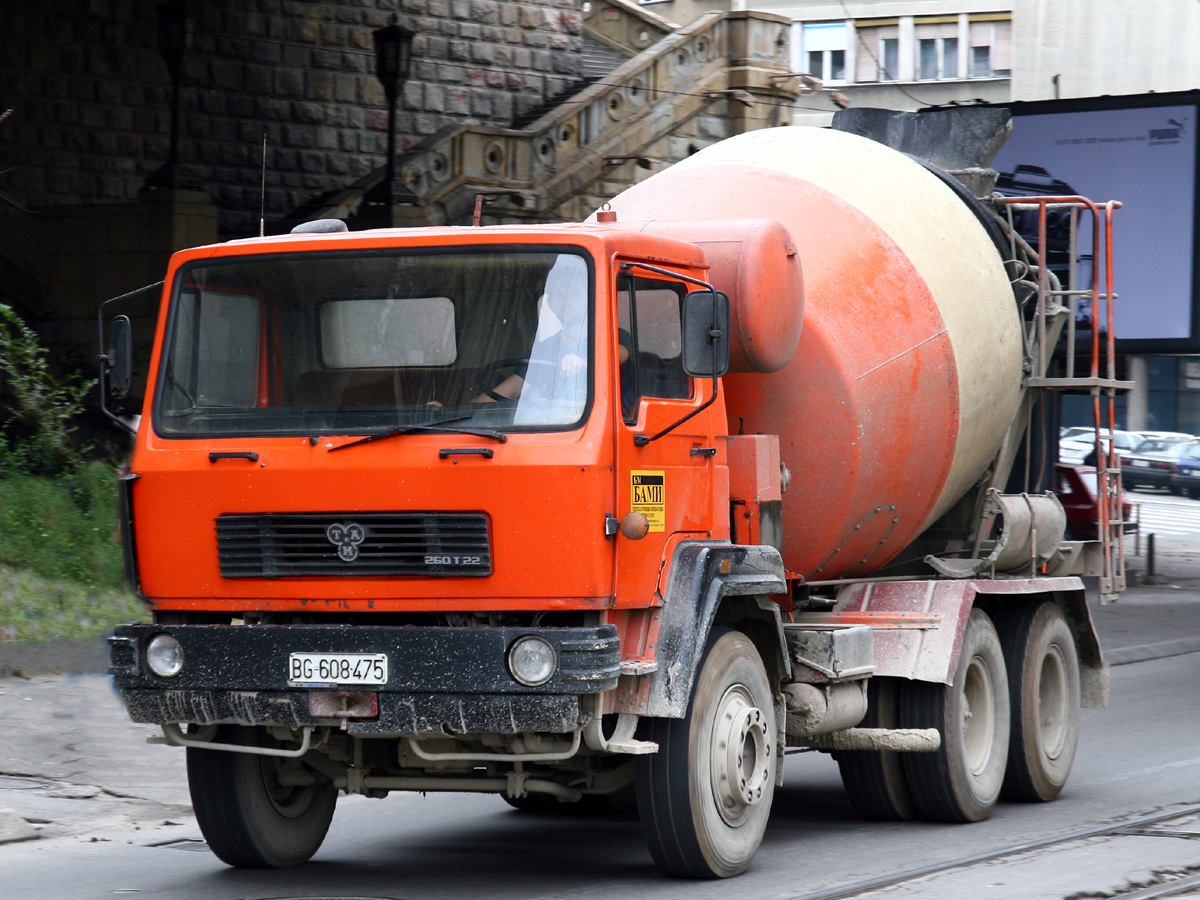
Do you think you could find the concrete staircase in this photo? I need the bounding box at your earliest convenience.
[300,5,799,228]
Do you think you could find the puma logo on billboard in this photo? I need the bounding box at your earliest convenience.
[1149,117,1186,144]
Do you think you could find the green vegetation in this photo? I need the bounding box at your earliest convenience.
[0,563,146,644]
[0,304,94,476]
[0,463,148,642]
[0,304,147,643]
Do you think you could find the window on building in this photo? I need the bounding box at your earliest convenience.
[880,38,899,81]
[943,38,959,78]
[917,37,959,80]
[915,18,960,80]
[971,45,991,77]
[853,21,898,83]
[801,21,848,84]
[807,49,845,81]
[968,16,1011,78]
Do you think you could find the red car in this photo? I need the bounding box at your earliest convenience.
[1055,463,1136,539]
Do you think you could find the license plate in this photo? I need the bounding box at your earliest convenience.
[1132,460,1150,467]
[1189,471,1200,478]
[288,653,388,687]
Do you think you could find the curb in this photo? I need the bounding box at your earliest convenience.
[1105,637,1200,667]
[0,639,109,679]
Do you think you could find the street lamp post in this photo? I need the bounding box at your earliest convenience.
[370,21,416,207]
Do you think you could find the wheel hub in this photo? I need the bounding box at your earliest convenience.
[961,655,995,777]
[1038,644,1069,760]
[710,685,771,826]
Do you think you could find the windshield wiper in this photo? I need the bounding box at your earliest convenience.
[327,415,507,452]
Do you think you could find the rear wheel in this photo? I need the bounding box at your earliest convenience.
[993,601,1081,802]
[901,610,1010,822]
[187,725,336,868]
[836,677,915,820]
[636,629,776,878]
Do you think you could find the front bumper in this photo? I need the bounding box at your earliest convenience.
[109,623,620,735]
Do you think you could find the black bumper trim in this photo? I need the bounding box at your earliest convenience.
[109,623,620,694]
[118,688,580,735]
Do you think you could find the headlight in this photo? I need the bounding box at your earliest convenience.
[507,636,557,687]
[146,634,185,678]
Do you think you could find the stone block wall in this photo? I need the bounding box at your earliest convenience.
[0,0,584,238]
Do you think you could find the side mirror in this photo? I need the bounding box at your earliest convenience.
[681,290,730,378]
[106,315,133,400]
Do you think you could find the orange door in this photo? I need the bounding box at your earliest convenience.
[611,267,725,609]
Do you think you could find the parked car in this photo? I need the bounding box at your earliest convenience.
[1170,442,1200,498]
[1134,430,1194,444]
[1122,439,1198,492]
[1059,429,1141,465]
[1059,426,1094,441]
[1056,463,1137,539]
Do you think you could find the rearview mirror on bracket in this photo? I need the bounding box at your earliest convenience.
[681,289,730,378]
[106,315,133,400]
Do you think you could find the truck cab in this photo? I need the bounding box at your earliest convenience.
[126,225,734,614]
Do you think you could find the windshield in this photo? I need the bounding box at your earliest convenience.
[154,249,592,436]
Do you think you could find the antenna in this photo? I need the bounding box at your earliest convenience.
[259,133,267,237]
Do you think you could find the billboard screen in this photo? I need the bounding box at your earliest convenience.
[995,94,1200,351]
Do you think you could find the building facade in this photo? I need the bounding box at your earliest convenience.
[638,0,1013,121]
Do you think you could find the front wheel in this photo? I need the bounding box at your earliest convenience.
[187,725,337,868]
[636,629,777,878]
[901,609,1010,823]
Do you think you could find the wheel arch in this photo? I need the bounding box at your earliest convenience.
[644,541,789,719]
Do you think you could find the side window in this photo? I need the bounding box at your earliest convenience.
[167,288,261,410]
[617,274,691,424]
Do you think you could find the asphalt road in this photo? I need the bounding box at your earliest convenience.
[2,650,1199,900]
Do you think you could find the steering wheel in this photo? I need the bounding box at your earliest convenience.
[475,357,559,401]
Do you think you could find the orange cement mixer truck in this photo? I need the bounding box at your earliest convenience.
[102,109,1127,878]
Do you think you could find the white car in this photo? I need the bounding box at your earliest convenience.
[1059,429,1141,465]
[1133,430,1193,444]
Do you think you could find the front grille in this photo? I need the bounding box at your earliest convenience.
[216,512,491,578]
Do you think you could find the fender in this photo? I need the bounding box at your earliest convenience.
[814,577,1108,709]
[644,541,788,718]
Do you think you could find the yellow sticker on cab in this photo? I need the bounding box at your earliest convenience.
[631,470,665,532]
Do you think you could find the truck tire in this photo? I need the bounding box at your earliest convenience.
[187,725,337,868]
[993,601,1081,802]
[900,609,1010,822]
[636,629,776,878]
[836,676,916,820]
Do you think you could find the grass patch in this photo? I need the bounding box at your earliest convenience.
[0,564,148,643]
[0,463,148,642]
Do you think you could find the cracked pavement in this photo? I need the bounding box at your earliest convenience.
[0,674,190,841]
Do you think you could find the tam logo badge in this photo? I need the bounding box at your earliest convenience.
[326,522,366,561]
